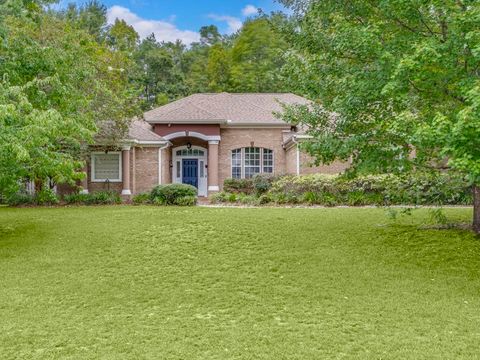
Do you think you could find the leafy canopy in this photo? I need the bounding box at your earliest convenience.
[0,0,138,195]
[279,0,480,184]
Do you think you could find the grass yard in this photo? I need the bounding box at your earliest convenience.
[1,206,479,359]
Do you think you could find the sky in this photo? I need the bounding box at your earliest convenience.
[58,0,285,44]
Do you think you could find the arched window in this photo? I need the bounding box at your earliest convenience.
[231,147,274,179]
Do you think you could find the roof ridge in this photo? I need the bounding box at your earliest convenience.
[148,94,214,120]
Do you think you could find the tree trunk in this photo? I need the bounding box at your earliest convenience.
[473,185,480,234]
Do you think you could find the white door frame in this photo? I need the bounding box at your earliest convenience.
[172,145,208,197]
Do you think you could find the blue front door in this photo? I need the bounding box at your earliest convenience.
[182,159,198,188]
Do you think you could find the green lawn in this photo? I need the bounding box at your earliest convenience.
[1,206,479,359]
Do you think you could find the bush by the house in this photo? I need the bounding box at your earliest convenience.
[214,172,472,206]
[64,191,121,205]
[132,193,151,205]
[63,193,90,204]
[5,188,59,206]
[252,174,276,195]
[223,178,254,194]
[5,193,36,206]
[150,184,197,206]
[173,196,197,206]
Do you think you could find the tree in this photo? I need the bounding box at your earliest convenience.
[60,0,107,40]
[278,0,480,232]
[230,18,288,92]
[106,18,139,53]
[0,1,138,196]
[134,34,188,108]
[199,25,222,46]
[207,44,231,91]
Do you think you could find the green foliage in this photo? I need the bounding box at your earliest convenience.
[150,184,197,206]
[0,3,138,197]
[209,192,228,204]
[35,188,59,205]
[131,16,290,106]
[229,17,288,92]
[5,188,59,206]
[252,174,275,195]
[215,172,472,206]
[63,193,90,205]
[132,192,151,205]
[64,191,121,205]
[5,193,36,207]
[224,178,255,194]
[173,196,197,206]
[279,0,480,226]
[106,18,139,52]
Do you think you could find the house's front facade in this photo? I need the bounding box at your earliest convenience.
[78,93,348,197]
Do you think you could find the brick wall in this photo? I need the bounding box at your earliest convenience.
[134,147,160,194]
[218,127,289,188]
[299,151,349,175]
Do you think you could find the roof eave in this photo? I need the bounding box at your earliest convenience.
[222,122,291,128]
[145,119,227,125]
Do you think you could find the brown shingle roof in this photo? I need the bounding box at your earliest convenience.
[144,92,310,125]
[127,120,166,143]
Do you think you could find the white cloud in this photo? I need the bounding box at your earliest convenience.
[207,14,243,34]
[242,4,258,16]
[107,6,200,44]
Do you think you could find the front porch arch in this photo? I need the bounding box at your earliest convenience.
[163,131,221,142]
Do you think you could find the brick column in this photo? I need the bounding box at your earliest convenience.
[80,164,89,194]
[208,140,219,192]
[121,146,131,195]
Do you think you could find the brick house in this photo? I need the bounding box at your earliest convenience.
[79,93,348,197]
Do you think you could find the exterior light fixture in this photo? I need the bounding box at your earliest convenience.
[187,142,192,150]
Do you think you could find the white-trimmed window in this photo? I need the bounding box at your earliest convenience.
[231,147,274,179]
[91,152,122,182]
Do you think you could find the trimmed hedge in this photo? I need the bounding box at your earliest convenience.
[150,184,197,206]
[213,172,472,206]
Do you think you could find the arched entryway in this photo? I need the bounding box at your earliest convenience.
[172,145,208,196]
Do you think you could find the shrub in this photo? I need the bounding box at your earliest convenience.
[209,192,228,204]
[63,193,90,204]
[35,188,59,205]
[252,174,275,195]
[150,184,197,205]
[5,193,36,206]
[301,191,320,205]
[6,189,59,207]
[346,191,366,206]
[174,196,197,206]
[132,193,151,205]
[269,172,471,206]
[257,193,272,205]
[237,193,256,205]
[210,172,472,207]
[87,191,121,205]
[64,191,121,205]
[223,178,254,194]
